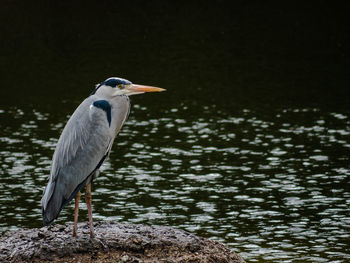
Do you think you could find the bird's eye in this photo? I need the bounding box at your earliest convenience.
[118,84,124,89]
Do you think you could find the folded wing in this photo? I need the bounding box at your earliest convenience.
[41,97,113,225]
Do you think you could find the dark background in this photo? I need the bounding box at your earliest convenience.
[0,1,349,111]
[1,2,350,262]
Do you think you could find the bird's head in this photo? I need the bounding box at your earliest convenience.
[92,77,165,97]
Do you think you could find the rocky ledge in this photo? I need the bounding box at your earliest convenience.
[0,221,245,263]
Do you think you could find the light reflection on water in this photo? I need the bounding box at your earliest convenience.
[0,104,349,262]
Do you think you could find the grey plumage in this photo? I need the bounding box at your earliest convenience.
[41,95,129,225]
[41,77,164,234]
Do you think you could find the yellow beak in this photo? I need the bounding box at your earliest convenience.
[128,84,165,93]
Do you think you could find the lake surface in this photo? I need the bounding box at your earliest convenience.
[0,2,349,262]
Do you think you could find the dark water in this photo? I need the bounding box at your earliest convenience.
[1,2,350,262]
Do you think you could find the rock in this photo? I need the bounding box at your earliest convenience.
[0,221,245,263]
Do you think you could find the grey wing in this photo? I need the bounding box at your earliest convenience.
[41,97,113,225]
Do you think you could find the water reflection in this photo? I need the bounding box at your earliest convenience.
[0,104,349,262]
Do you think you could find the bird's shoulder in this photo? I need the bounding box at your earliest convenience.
[50,96,112,180]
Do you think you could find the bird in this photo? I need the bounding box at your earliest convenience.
[41,77,165,237]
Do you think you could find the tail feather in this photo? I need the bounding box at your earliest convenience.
[41,174,91,226]
[41,180,62,226]
[42,199,61,226]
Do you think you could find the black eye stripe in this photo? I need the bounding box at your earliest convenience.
[104,78,131,88]
[90,78,131,96]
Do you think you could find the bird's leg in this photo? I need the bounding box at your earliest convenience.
[85,183,94,238]
[73,191,81,237]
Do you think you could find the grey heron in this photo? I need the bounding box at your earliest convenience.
[41,77,165,237]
